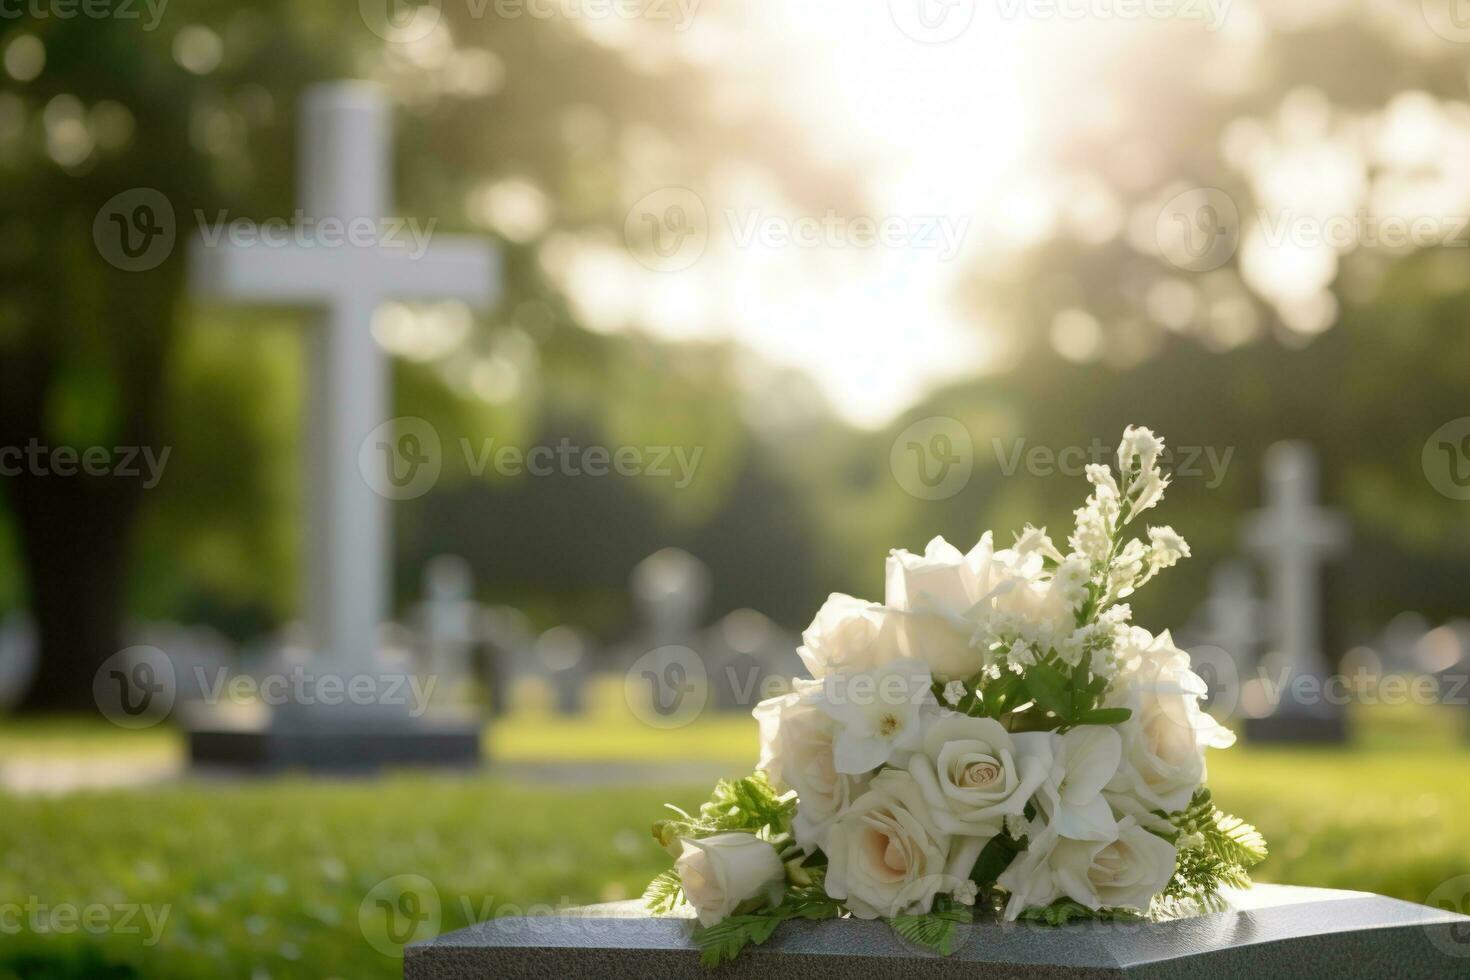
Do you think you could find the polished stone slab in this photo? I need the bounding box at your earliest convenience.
[188,709,481,773]
[404,884,1470,979]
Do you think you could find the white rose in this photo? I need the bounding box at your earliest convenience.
[818,658,935,774]
[796,593,903,679]
[907,713,1051,838]
[674,833,785,928]
[1036,726,1122,842]
[1107,629,1235,813]
[1055,817,1177,912]
[1104,787,1176,836]
[884,536,989,681]
[992,545,1091,654]
[888,534,1030,681]
[754,680,870,851]
[997,817,1177,919]
[824,769,979,919]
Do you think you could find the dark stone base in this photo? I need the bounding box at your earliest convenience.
[1244,711,1347,744]
[188,718,482,773]
[405,886,1470,979]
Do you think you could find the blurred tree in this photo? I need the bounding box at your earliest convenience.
[0,7,304,710]
[0,3,853,709]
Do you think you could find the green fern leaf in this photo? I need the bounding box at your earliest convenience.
[890,903,972,956]
[642,869,685,915]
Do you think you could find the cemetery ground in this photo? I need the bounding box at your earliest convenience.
[1,698,1467,979]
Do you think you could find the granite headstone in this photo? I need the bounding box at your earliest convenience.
[405,885,1469,980]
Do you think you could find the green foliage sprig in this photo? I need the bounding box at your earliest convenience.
[1160,788,1267,912]
[890,895,974,956]
[642,869,685,915]
[645,773,802,919]
[692,890,844,967]
[651,773,796,851]
[1017,899,1144,926]
[937,655,1131,734]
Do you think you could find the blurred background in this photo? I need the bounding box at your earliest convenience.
[3,1,1470,977]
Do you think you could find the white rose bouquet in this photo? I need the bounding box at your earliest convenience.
[644,427,1266,965]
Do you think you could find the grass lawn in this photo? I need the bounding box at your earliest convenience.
[1,701,1468,979]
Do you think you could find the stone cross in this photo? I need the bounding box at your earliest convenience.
[190,82,499,684]
[1178,562,1262,720]
[0,613,36,711]
[1200,563,1259,659]
[418,555,481,711]
[479,605,537,717]
[1241,442,1348,739]
[630,548,710,647]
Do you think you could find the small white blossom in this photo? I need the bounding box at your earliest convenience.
[1013,525,1064,563]
[1084,463,1120,502]
[1147,525,1190,569]
[1069,501,1113,563]
[942,680,968,706]
[1117,426,1162,475]
[1053,630,1085,667]
[951,879,979,906]
[1006,639,1036,666]
[1130,469,1169,515]
[1051,557,1092,607]
[1107,539,1147,598]
[1090,646,1119,677]
[1116,427,1169,516]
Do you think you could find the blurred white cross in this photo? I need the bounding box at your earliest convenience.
[1198,562,1260,663]
[190,82,499,677]
[1242,442,1348,688]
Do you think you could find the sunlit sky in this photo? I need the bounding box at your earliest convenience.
[371,0,1470,428]
[695,3,1037,428]
[556,1,1077,428]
